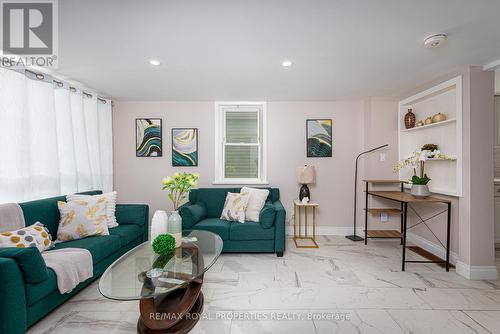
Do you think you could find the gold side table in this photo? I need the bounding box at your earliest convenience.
[293,200,319,248]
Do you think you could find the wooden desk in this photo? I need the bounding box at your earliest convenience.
[367,191,451,204]
[364,182,452,272]
[293,200,319,248]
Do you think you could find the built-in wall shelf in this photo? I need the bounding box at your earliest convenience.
[400,119,456,132]
[398,75,463,197]
[425,157,457,161]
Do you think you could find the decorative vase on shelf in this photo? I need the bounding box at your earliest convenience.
[167,211,182,248]
[151,210,168,241]
[432,112,446,123]
[424,117,433,125]
[411,184,430,199]
[404,108,416,129]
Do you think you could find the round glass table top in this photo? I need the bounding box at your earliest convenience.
[99,230,223,300]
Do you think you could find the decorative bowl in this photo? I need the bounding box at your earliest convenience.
[432,113,446,123]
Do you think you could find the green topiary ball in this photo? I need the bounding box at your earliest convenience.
[152,234,176,255]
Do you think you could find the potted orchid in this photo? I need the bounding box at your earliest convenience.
[161,172,199,247]
[394,145,455,198]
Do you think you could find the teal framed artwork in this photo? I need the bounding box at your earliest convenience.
[306,119,332,157]
[136,118,162,157]
[172,128,198,166]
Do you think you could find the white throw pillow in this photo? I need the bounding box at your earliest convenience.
[0,222,54,252]
[67,191,118,228]
[220,192,250,223]
[57,197,109,241]
[240,187,270,222]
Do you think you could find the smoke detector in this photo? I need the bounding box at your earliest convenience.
[424,33,447,48]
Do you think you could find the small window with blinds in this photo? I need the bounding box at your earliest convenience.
[214,102,267,184]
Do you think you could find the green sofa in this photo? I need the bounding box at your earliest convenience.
[179,187,285,257]
[0,191,149,334]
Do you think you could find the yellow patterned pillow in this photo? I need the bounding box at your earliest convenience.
[220,192,250,223]
[57,197,109,241]
[0,222,54,252]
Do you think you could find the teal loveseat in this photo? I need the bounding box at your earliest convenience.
[0,191,149,334]
[179,188,285,257]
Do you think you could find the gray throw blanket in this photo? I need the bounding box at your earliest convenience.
[0,203,25,231]
[42,248,93,293]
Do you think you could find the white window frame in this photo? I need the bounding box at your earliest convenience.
[214,101,268,185]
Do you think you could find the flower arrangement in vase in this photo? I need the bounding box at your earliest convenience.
[394,145,455,198]
[161,172,199,247]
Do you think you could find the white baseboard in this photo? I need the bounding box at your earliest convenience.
[456,261,498,280]
[286,225,363,236]
[406,232,459,265]
[407,233,498,280]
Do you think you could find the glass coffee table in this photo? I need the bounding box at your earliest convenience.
[99,230,223,333]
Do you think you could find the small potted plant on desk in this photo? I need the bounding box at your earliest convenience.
[410,174,431,198]
[394,144,455,199]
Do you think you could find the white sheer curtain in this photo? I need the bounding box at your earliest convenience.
[0,68,113,203]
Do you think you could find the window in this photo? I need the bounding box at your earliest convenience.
[0,68,113,203]
[214,102,267,184]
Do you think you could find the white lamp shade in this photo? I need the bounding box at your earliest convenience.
[297,165,316,184]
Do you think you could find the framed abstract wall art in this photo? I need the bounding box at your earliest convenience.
[172,128,198,166]
[306,119,332,157]
[136,118,162,157]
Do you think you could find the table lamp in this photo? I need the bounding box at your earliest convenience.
[297,165,316,201]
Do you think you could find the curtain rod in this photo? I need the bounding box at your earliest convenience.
[14,67,110,104]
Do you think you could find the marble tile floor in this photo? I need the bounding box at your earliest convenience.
[27,236,500,334]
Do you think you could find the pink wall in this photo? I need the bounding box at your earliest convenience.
[467,67,495,266]
[113,101,367,233]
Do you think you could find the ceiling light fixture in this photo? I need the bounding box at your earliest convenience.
[282,60,293,67]
[149,59,161,66]
[423,33,447,48]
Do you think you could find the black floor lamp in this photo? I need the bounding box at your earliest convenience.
[346,144,389,242]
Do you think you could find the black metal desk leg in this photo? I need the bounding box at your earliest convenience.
[446,202,451,272]
[401,202,408,271]
[400,183,404,245]
[400,202,404,245]
[364,182,369,245]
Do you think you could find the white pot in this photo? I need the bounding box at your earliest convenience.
[151,210,168,240]
[411,184,430,198]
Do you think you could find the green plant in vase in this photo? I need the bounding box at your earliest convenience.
[411,174,431,185]
[161,172,199,247]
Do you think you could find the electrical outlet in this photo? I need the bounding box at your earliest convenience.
[380,153,386,162]
[380,212,389,222]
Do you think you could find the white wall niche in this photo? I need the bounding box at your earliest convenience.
[398,76,462,197]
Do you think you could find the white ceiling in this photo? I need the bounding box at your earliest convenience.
[57,0,500,101]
